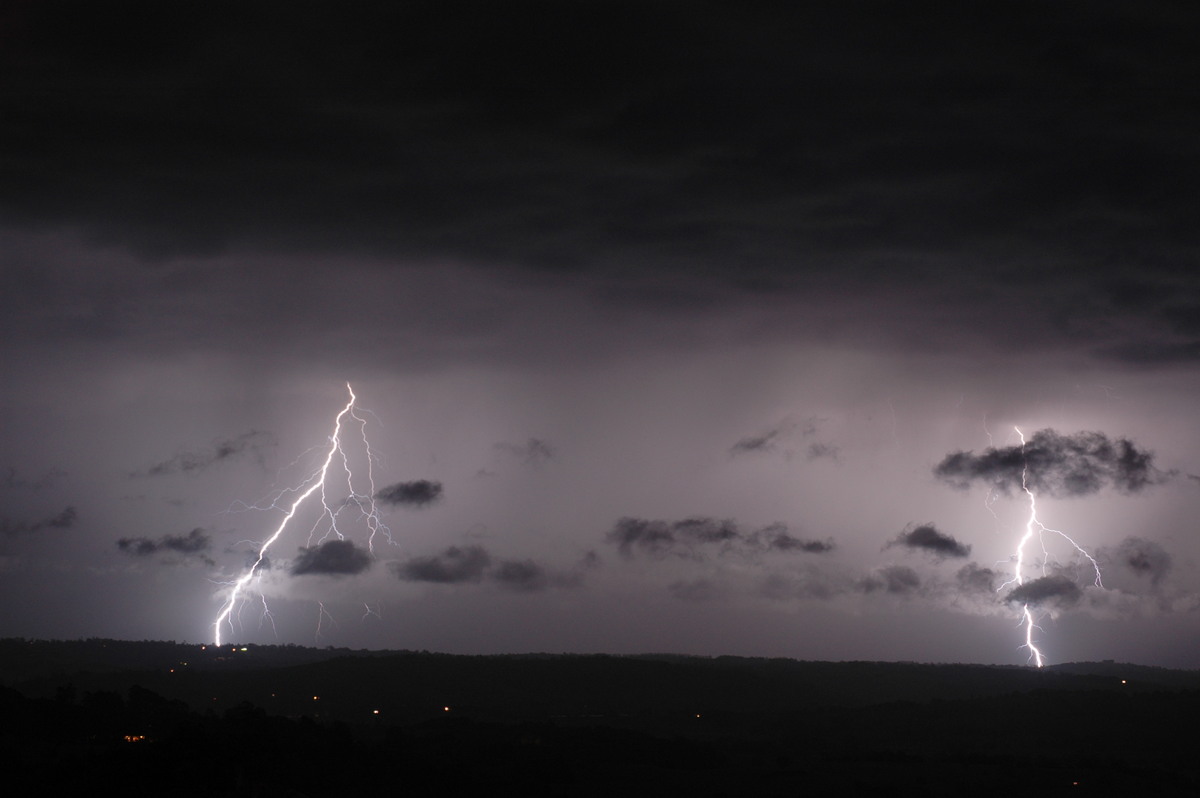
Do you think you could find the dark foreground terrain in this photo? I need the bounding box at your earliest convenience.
[1,639,1197,796]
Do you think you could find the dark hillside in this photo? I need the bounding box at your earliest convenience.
[1,639,1197,796]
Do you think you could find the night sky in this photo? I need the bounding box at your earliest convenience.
[3,1,1199,666]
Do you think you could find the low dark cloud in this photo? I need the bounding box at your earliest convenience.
[492,559,548,592]
[806,442,839,462]
[393,545,492,584]
[393,545,578,592]
[290,539,372,576]
[495,438,555,468]
[1,506,77,536]
[887,523,971,559]
[137,431,275,477]
[760,527,835,554]
[1004,575,1083,609]
[934,429,1173,498]
[955,563,997,595]
[117,527,211,563]
[608,517,734,558]
[730,417,837,461]
[375,480,443,508]
[1106,536,1172,586]
[859,565,921,595]
[730,420,794,455]
[607,517,834,560]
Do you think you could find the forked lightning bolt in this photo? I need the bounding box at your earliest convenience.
[1003,426,1103,667]
[212,383,388,646]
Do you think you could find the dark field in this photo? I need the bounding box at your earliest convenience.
[2,639,1197,796]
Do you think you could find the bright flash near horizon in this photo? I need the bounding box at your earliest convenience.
[1003,426,1104,667]
[212,383,388,646]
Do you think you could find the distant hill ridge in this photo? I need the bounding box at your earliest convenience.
[2,638,1196,720]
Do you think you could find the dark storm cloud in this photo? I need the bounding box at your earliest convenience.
[955,563,998,595]
[117,527,210,561]
[607,517,833,559]
[887,523,971,559]
[1004,575,1083,609]
[290,539,372,576]
[5,3,1200,367]
[934,429,1173,498]
[494,439,555,469]
[859,566,921,595]
[1104,536,1172,586]
[374,480,443,508]
[1,506,77,536]
[393,545,492,584]
[136,431,275,478]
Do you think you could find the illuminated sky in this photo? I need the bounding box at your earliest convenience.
[3,1,1199,666]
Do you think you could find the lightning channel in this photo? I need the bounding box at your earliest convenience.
[212,383,386,646]
[1002,426,1103,667]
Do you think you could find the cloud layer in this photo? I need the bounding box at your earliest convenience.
[934,429,1172,498]
[607,517,833,560]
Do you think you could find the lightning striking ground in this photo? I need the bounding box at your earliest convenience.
[212,384,388,646]
[1002,426,1104,667]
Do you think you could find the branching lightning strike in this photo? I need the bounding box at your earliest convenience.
[212,384,388,646]
[1002,426,1103,667]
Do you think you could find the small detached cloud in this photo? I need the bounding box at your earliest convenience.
[492,559,549,592]
[290,539,372,576]
[607,516,833,559]
[1101,536,1172,587]
[730,419,795,455]
[754,523,835,553]
[858,565,921,595]
[136,430,275,477]
[494,438,555,468]
[2,506,77,536]
[1004,574,1083,610]
[934,428,1173,498]
[955,562,998,595]
[886,523,971,559]
[729,416,837,462]
[117,527,212,565]
[392,544,581,592]
[392,545,491,584]
[375,479,443,508]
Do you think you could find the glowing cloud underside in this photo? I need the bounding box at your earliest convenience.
[212,383,388,646]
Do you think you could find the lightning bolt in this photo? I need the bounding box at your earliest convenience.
[1002,426,1103,667]
[212,383,388,646]
[315,601,336,643]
